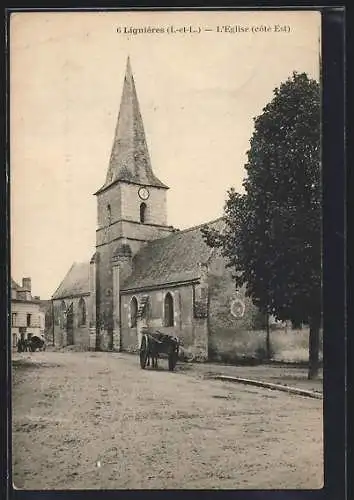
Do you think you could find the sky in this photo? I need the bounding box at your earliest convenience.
[10,10,321,299]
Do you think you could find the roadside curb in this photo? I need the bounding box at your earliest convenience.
[208,375,323,399]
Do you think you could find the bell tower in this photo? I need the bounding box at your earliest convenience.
[94,57,174,350]
[94,56,173,255]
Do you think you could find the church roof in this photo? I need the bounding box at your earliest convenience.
[51,218,225,298]
[95,57,168,195]
[121,218,225,292]
[52,262,90,300]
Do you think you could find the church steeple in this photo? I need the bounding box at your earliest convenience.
[95,57,168,195]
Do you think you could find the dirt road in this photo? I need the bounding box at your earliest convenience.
[12,351,323,490]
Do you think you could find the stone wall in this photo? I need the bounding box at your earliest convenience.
[120,183,168,226]
[96,183,123,229]
[11,300,42,347]
[95,243,114,350]
[39,300,53,344]
[96,221,173,248]
[120,284,208,359]
[96,180,173,249]
[207,254,323,363]
[208,327,323,364]
[96,174,168,228]
[207,256,259,358]
[94,178,174,353]
[11,301,41,329]
[52,295,90,349]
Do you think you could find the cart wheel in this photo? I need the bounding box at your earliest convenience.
[168,350,178,371]
[140,335,148,369]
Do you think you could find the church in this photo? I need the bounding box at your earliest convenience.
[51,57,262,361]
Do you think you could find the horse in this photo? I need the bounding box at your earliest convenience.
[141,330,180,370]
[146,340,160,368]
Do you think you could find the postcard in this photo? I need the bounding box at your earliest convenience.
[10,10,323,490]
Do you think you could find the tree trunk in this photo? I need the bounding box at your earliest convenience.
[265,313,271,360]
[308,316,321,379]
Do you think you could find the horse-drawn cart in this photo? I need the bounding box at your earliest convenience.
[17,335,46,353]
[139,329,180,371]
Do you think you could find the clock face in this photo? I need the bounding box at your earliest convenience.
[138,187,150,200]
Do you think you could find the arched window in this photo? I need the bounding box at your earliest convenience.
[140,203,147,224]
[60,301,66,329]
[164,292,174,327]
[78,298,86,326]
[130,296,138,328]
[107,204,112,225]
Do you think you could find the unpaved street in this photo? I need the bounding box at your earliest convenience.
[12,351,323,490]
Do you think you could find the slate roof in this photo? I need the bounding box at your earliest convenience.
[121,218,225,291]
[52,262,90,300]
[51,218,225,298]
[95,57,168,195]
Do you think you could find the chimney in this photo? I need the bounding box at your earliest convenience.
[22,277,32,292]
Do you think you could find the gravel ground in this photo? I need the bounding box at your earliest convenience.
[12,351,323,490]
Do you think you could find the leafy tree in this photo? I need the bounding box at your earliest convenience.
[203,72,321,379]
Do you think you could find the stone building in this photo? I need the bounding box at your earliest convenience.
[51,57,263,360]
[11,277,44,348]
[52,262,92,349]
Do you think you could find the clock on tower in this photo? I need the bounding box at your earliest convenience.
[138,187,150,201]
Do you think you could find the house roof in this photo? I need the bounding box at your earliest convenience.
[95,57,168,195]
[121,218,225,291]
[51,262,90,300]
[11,278,20,289]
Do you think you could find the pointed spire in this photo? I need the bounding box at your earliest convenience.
[126,54,132,79]
[96,57,168,194]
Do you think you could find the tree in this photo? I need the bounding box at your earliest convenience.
[203,72,321,379]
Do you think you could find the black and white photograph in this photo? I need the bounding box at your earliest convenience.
[10,10,323,490]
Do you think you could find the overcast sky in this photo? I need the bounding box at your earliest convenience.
[10,10,321,299]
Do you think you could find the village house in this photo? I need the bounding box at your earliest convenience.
[51,57,300,362]
[11,277,44,349]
